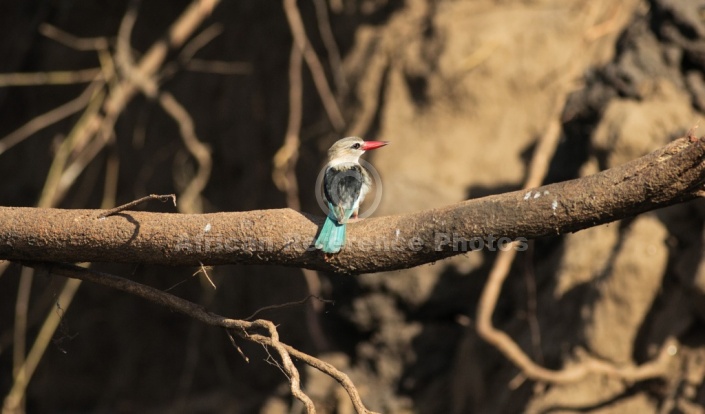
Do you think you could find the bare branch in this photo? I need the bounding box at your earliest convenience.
[104,0,220,114]
[22,262,378,414]
[243,295,334,321]
[178,24,223,63]
[282,0,345,131]
[476,104,564,380]
[10,266,33,410]
[161,24,251,78]
[2,135,705,273]
[3,276,82,413]
[312,0,347,96]
[115,0,158,98]
[39,23,109,51]
[193,261,216,289]
[114,2,214,215]
[97,194,176,218]
[273,43,304,211]
[0,69,102,87]
[474,85,677,384]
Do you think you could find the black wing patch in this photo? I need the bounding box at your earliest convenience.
[324,164,364,221]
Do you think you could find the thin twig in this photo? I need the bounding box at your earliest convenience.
[244,295,334,321]
[97,194,177,218]
[193,262,216,289]
[161,24,225,80]
[226,330,249,362]
[0,69,103,87]
[179,24,223,63]
[39,23,110,51]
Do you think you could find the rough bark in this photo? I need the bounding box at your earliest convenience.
[2,135,704,273]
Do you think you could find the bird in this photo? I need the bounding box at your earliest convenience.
[315,137,389,254]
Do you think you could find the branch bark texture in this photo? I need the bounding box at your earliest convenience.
[2,136,705,273]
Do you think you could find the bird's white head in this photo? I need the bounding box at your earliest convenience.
[327,136,389,165]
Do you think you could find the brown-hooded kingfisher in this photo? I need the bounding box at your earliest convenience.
[314,137,389,253]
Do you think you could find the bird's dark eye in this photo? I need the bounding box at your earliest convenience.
[352,143,361,149]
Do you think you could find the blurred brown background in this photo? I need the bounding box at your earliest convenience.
[2,0,705,412]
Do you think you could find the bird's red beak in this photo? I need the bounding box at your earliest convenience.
[361,140,389,151]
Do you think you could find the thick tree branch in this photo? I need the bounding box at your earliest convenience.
[2,136,705,273]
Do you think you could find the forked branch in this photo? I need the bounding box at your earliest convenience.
[19,262,378,414]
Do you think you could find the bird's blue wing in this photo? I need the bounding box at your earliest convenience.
[323,164,363,224]
[315,164,364,253]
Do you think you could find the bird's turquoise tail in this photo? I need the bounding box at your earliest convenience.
[315,215,347,253]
